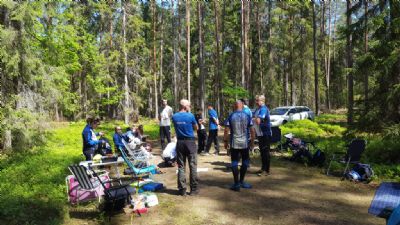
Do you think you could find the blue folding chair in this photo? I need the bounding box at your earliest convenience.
[369,182,400,224]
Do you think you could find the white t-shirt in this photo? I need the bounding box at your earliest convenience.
[162,142,176,159]
[160,105,173,126]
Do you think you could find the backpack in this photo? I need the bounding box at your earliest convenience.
[311,149,326,166]
[352,163,374,182]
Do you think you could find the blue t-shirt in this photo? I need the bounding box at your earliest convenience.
[208,109,219,130]
[172,112,197,138]
[254,105,272,137]
[225,110,253,149]
[243,105,253,118]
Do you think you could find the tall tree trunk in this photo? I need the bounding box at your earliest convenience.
[312,0,319,115]
[363,0,368,113]
[326,0,332,110]
[388,0,400,122]
[197,2,205,116]
[159,5,164,100]
[171,0,178,109]
[256,2,263,93]
[332,0,338,108]
[289,14,294,105]
[152,0,159,119]
[300,25,305,106]
[123,3,130,125]
[346,0,354,124]
[214,0,221,114]
[241,1,245,88]
[284,60,289,106]
[186,0,190,101]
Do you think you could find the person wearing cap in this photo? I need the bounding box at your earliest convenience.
[253,95,272,176]
[205,104,220,155]
[159,99,174,150]
[82,117,104,160]
[172,99,199,196]
[224,100,255,191]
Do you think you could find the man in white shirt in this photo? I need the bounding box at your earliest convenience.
[159,99,173,149]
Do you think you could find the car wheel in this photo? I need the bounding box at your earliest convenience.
[282,120,287,125]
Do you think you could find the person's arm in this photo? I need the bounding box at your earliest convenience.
[248,115,255,148]
[250,127,255,149]
[256,107,267,125]
[191,115,198,132]
[224,126,230,150]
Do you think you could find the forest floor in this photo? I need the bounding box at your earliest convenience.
[65,138,383,225]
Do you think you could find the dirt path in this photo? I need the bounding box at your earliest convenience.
[103,139,383,225]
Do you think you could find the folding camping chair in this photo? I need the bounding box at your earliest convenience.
[67,164,110,204]
[68,165,135,212]
[326,139,366,176]
[122,138,152,168]
[118,146,157,177]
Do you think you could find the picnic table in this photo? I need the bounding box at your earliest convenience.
[80,156,125,179]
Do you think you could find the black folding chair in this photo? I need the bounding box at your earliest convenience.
[326,139,366,177]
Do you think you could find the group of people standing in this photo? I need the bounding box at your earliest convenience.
[159,95,272,195]
[81,95,272,195]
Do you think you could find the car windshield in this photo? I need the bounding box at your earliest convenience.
[270,108,290,115]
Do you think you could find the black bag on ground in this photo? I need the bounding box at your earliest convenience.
[352,163,374,182]
[103,186,135,212]
[311,149,326,166]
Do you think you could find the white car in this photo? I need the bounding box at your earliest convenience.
[269,106,314,127]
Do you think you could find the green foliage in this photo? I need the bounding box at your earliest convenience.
[0,119,160,224]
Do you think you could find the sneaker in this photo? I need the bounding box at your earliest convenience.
[201,152,210,156]
[230,183,240,192]
[256,169,264,174]
[257,171,269,177]
[240,182,252,189]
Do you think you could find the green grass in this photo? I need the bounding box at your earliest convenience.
[0,119,160,225]
[0,115,398,224]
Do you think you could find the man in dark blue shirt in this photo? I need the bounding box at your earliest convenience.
[224,100,255,191]
[253,95,272,176]
[205,104,220,155]
[172,99,199,196]
[82,117,103,160]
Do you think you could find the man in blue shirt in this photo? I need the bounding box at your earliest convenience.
[205,104,220,155]
[224,100,255,191]
[82,117,104,160]
[253,95,272,176]
[172,99,199,196]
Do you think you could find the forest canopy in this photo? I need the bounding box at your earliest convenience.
[1,0,399,151]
